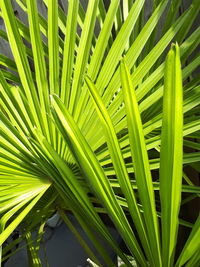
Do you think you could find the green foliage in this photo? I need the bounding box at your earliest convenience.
[0,0,200,266]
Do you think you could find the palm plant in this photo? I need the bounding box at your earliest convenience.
[0,0,200,266]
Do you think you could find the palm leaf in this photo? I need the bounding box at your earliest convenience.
[160,44,183,267]
[0,0,199,266]
[120,59,161,266]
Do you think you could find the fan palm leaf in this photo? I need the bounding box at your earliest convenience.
[0,0,199,266]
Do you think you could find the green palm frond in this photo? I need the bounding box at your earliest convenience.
[0,0,199,266]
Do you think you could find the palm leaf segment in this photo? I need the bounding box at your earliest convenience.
[0,0,200,266]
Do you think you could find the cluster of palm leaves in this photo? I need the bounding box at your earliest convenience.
[0,0,200,266]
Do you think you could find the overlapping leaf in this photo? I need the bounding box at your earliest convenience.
[0,0,199,266]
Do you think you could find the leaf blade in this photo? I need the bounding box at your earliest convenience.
[120,59,162,266]
[160,43,183,267]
